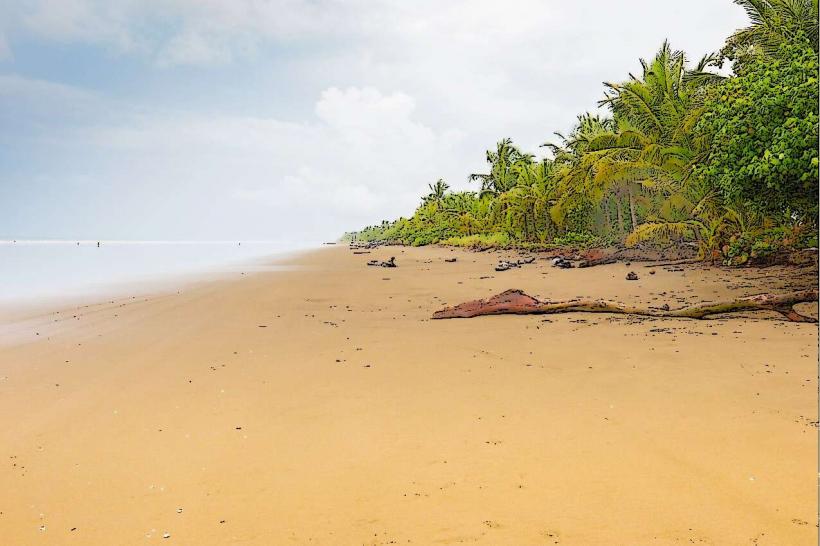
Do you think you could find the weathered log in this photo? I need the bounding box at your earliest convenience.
[578,255,619,268]
[432,289,819,323]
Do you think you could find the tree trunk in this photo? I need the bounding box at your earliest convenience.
[616,195,625,236]
[627,185,638,231]
[433,289,819,323]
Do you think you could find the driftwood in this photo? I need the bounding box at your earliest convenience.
[432,289,819,323]
[578,256,618,268]
[576,248,626,268]
[367,257,396,268]
[495,257,536,272]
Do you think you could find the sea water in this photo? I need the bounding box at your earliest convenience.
[0,240,318,308]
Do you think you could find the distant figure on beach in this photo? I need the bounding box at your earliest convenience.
[97,241,100,247]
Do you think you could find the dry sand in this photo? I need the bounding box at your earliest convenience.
[0,245,817,545]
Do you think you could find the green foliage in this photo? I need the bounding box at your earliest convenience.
[696,35,819,220]
[440,233,512,248]
[348,4,817,262]
[722,0,818,69]
[551,231,604,247]
[724,225,816,265]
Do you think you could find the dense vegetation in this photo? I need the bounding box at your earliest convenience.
[350,0,818,264]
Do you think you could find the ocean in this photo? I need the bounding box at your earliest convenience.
[0,240,318,309]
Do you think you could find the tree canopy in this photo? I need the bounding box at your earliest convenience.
[349,0,819,264]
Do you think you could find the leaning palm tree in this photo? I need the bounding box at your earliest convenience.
[550,41,724,236]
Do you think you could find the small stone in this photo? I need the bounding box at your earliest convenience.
[163,532,171,539]
[626,271,639,281]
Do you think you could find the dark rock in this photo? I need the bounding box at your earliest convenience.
[551,257,573,269]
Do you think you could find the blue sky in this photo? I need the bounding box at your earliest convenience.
[0,1,749,241]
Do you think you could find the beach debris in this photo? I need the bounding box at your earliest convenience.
[365,256,396,268]
[495,260,519,272]
[445,258,457,263]
[626,271,639,281]
[349,241,382,250]
[551,257,573,269]
[577,249,619,268]
[432,288,819,322]
[163,532,171,539]
[496,256,537,271]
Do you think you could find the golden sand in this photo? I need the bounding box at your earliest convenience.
[0,246,816,544]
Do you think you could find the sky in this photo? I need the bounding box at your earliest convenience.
[0,0,749,242]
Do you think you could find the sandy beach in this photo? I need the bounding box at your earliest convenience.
[0,245,816,545]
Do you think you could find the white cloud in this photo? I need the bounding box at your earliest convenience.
[25,84,468,237]
[22,0,142,52]
[1,1,752,239]
[0,73,95,102]
[156,30,233,67]
[17,0,359,63]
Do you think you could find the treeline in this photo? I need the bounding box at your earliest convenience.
[350,0,818,265]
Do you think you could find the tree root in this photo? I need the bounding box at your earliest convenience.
[432,289,819,323]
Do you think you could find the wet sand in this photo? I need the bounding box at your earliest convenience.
[0,245,817,544]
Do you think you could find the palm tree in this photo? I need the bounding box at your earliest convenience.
[724,0,818,61]
[549,41,723,237]
[469,138,534,197]
[424,179,450,207]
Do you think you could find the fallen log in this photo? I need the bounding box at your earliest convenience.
[577,255,619,268]
[432,289,818,323]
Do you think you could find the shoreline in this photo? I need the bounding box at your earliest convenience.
[0,244,319,327]
[0,244,816,544]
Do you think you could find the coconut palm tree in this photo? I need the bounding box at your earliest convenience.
[550,41,723,236]
[424,179,450,208]
[723,0,818,61]
[469,138,534,197]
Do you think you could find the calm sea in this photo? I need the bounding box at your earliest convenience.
[0,240,318,308]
